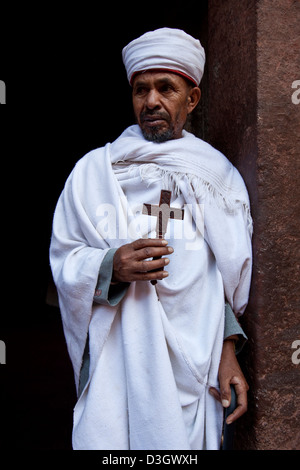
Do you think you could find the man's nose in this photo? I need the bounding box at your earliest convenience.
[145,89,161,110]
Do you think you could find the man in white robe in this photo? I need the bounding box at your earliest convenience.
[50,28,252,450]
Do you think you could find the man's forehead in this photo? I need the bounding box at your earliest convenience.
[132,70,186,87]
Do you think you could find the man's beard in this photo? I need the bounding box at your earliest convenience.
[138,110,174,143]
[141,126,174,143]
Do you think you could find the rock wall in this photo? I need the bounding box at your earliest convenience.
[208,0,300,449]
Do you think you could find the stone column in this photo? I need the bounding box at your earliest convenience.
[208,0,300,449]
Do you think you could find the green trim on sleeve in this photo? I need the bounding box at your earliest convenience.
[93,248,130,306]
[224,303,248,354]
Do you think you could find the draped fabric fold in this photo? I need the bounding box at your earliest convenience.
[50,125,252,450]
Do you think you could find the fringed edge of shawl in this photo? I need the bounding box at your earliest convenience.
[129,163,253,236]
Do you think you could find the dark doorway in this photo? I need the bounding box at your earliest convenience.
[1,2,208,449]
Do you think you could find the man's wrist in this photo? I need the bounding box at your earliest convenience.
[224,334,239,343]
[222,336,237,354]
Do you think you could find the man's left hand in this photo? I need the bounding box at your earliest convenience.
[209,339,249,424]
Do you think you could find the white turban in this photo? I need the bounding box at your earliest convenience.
[122,28,206,87]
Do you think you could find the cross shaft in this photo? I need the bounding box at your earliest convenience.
[142,190,184,285]
[142,190,184,239]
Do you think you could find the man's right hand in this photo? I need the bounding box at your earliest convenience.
[112,238,174,283]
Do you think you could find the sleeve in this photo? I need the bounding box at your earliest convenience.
[49,165,114,387]
[93,248,130,306]
[204,198,253,317]
[224,303,248,354]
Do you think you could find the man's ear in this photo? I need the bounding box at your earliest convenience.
[187,87,201,114]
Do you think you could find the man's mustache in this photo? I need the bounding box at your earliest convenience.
[140,109,171,123]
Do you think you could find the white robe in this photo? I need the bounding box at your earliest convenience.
[50,125,252,450]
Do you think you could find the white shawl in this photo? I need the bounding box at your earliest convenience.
[50,125,252,450]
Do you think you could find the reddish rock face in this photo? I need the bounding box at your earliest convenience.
[207,0,300,450]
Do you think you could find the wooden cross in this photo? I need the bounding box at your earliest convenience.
[142,190,184,284]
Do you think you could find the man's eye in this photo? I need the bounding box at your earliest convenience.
[135,87,147,95]
[160,84,174,93]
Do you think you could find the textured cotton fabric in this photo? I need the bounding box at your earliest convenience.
[50,125,252,450]
[122,28,206,86]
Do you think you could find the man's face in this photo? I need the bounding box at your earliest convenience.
[132,71,200,143]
